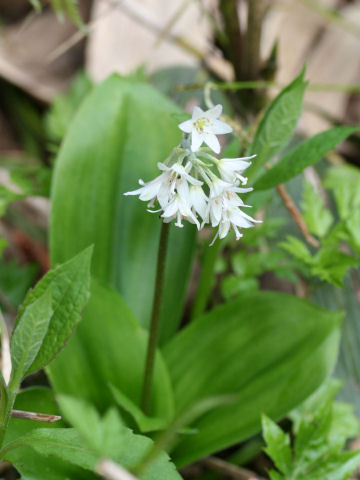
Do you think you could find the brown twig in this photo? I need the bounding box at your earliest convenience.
[200,456,266,480]
[275,183,320,248]
[10,410,62,423]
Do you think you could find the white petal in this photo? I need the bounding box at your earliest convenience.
[209,231,219,246]
[138,182,161,201]
[157,162,170,171]
[190,186,208,219]
[210,178,232,198]
[203,132,220,154]
[158,183,172,209]
[191,129,204,152]
[177,178,191,204]
[210,198,222,226]
[219,220,230,239]
[162,198,178,218]
[211,119,232,134]
[192,106,204,120]
[206,104,222,120]
[183,172,203,186]
[229,209,255,228]
[178,119,193,133]
[232,186,253,194]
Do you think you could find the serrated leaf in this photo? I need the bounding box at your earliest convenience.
[324,165,360,220]
[58,395,125,459]
[247,69,307,180]
[303,451,360,480]
[10,290,53,388]
[255,126,359,190]
[15,246,92,375]
[164,291,341,466]
[301,181,333,239]
[312,247,358,288]
[294,402,332,473]
[262,415,292,475]
[279,236,313,264]
[4,387,96,480]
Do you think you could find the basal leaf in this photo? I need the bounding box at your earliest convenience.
[164,291,341,466]
[10,290,53,388]
[255,126,359,190]
[15,246,92,375]
[247,69,307,180]
[50,75,195,344]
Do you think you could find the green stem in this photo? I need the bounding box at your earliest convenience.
[141,222,170,414]
[191,238,222,321]
[0,389,16,449]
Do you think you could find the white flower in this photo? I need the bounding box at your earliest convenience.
[203,186,260,244]
[217,155,255,185]
[124,162,202,210]
[178,105,232,154]
[162,194,200,230]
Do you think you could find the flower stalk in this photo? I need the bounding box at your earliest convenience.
[141,221,170,414]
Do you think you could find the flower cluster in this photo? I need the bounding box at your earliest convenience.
[124,104,260,244]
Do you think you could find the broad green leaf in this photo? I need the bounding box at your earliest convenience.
[10,290,53,388]
[262,415,292,475]
[50,74,195,343]
[301,181,333,239]
[247,69,307,180]
[4,387,95,480]
[15,247,92,375]
[48,279,174,423]
[164,291,341,466]
[254,126,359,190]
